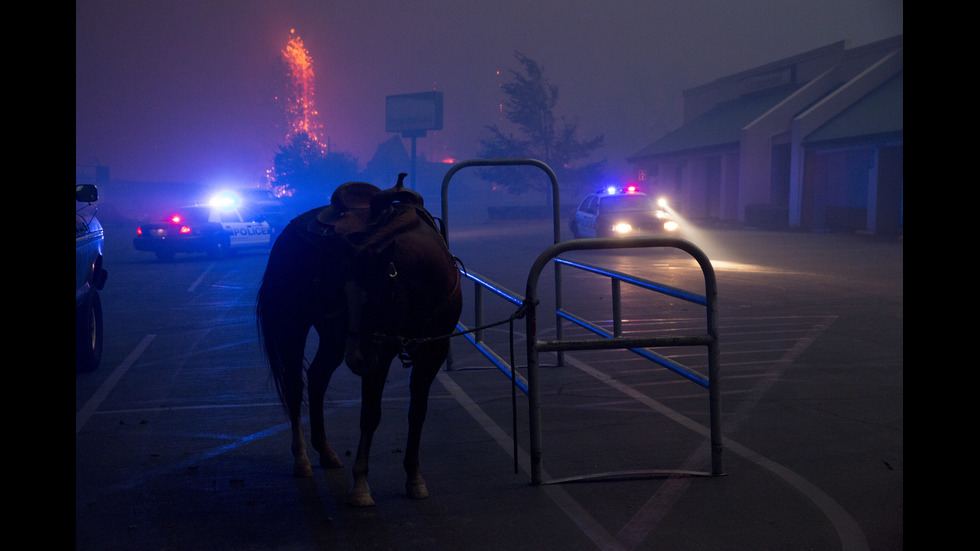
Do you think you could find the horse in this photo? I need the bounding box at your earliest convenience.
[256,174,462,507]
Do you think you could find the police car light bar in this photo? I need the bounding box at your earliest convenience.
[209,191,240,211]
[603,184,641,195]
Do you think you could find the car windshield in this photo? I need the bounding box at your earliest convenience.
[599,195,654,213]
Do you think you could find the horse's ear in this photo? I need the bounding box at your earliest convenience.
[395,172,407,190]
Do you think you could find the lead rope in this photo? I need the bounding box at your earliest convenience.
[509,315,519,474]
[394,299,533,355]
[398,299,523,475]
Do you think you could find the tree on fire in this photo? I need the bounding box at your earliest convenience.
[268,132,359,211]
[479,52,606,197]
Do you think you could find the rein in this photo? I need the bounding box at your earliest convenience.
[407,299,533,347]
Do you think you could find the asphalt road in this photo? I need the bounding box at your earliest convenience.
[76,217,903,550]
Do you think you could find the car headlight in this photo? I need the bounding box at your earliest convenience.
[664,221,679,231]
[613,223,633,234]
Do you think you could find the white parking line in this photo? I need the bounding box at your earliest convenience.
[439,311,867,551]
[76,334,156,435]
[187,262,215,292]
[560,323,867,551]
[436,370,628,551]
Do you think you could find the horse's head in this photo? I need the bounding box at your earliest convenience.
[343,238,409,375]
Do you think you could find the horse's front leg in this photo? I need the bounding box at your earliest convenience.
[347,366,390,507]
[403,356,442,500]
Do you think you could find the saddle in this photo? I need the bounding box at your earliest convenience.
[298,173,442,244]
[314,181,381,236]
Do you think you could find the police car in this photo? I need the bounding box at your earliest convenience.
[569,185,679,239]
[134,191,275,261]
[237,188,287,234]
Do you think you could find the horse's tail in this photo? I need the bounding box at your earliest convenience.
[256,253,289,415]
[256,221,306,416]
[256,210,347,415]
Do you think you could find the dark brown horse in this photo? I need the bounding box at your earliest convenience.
[257,175,462,507]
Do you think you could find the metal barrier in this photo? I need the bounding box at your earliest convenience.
[551,255,712,388]
[441,158,566,372]
[440,159,723,485]
[525,237,723,484]
[453,269,529,390]
[440,158,562,245]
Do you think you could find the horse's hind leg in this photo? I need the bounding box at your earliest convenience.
[307,327,345,469]
[284,365,315,478]
[277,329,316,478]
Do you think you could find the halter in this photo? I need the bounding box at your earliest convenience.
[372,262,532,369]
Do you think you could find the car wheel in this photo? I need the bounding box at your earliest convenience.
[595,218,612,238]
[76,290,104,373]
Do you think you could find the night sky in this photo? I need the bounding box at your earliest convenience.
[75,0,903,187]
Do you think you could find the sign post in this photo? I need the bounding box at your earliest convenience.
[385,91,443,190]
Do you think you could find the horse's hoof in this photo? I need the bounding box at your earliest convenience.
[406,482,429,499]
[320,452,344,469]
[348,477,375,507]
[347,490,376,507]
[406,474,429,499]
[293,458,314,478]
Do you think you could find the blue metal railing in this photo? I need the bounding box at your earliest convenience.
[524,237,722,483]
[553,256,710,389]
[441,160,723,484]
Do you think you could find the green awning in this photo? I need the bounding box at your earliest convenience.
[805,72,903,144]
[628,86,796,161]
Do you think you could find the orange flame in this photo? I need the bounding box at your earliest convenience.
[280,30,324,147]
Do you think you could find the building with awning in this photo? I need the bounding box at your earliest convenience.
[627,35,902,235]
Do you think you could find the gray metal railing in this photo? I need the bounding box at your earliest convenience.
[441,158,565,373]
[525,237,723,484]
[454,269,528,392]
[440,159,724,485]
[552,256,711,389]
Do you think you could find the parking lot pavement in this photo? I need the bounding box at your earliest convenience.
[76,225,902,550]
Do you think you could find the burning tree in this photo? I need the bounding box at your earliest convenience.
[268,30,357,204]
[279,30,324,147]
